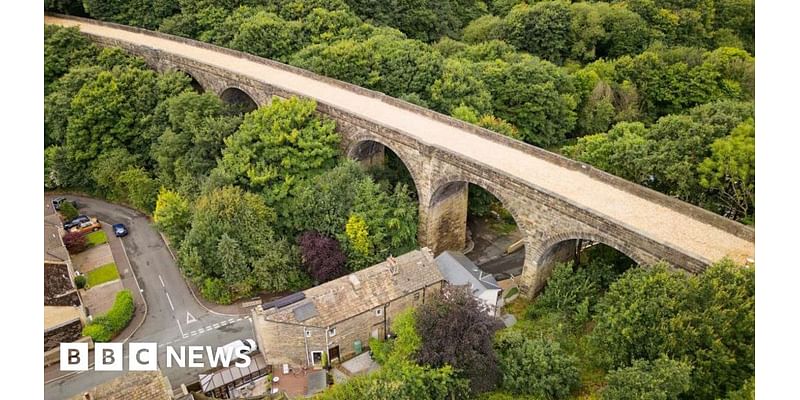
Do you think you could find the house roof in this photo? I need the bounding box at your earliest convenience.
[44,213,68,262]
[434,251,502,296]
[69,371,172,400]
[260,249,443,328]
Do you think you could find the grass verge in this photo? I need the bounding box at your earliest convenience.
[86,262,119,288]
[85,230,108,247]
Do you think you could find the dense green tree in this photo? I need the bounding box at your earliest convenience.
[430,58,493,114]
[44,25,97,91]
[213,97,340,205]
[45,66,104,148]
[151,91,242,194]
[590,261,755,399]
[503,1,573,64]
[229,11,307,61]
[480,57,577,146]
[83,0,178,30]
[252,239,310,292]
[178,186,278,302]
[65,67,190,165]
[461,15,504,44]
[602,357,693,400]
[153,188,192,246]
[494,330,580,399]
[698,119,755,221]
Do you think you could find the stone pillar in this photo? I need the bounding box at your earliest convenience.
[350,141,385,168]
[424,182,468,255]
[519,239,577,296]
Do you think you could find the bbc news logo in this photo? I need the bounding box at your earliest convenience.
[60,342,252,371]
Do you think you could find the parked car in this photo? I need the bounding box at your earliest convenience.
[112,223,128,237]
[68,217,101,235]
[63,215,90,230]
[52,197,77,211]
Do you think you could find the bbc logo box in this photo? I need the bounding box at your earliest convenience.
[60,342,158,371]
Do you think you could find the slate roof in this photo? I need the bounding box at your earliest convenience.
[434,251,501,294]
[44,213,68,262]
[69,371,172,400]
[262,249,443,328]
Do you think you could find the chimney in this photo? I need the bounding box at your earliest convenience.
[348,274,361,291]
[387,255,399,275]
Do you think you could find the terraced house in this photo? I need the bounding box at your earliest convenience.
[252,249,444,367]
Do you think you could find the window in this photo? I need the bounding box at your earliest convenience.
[328,327,336,337]
[375,308,383,316]
[311,351,323,365]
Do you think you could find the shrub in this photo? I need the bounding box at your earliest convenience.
[63,231,88,254]
[527,262,598,320]
[494,330,580,399]
[602,357,693,400]
[82,290,135,342]
[59,201,79,221]
[201,277,232,305]
[297,231,347,283]
[74,275,86,289]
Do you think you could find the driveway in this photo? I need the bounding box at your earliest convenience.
[44,195,257,399]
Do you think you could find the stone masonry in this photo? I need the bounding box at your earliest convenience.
[47,15,756,295]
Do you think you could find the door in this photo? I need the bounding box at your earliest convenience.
[371,322,385,340]
[329,345,340,362]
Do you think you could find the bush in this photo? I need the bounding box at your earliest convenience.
[201,277,232,305]
[494,330,580,399]
[74,275,86,289]
[59,201,79,221]
[527,262,598,321]
[63,231,88,254]
[82,290,135,342]
[602,357,693,400]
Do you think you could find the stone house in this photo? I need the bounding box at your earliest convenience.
[252,248,445,367]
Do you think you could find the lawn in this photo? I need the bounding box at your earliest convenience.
[85,230,108,247]
[86,262,120,288]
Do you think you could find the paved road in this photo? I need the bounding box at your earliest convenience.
[44,15,754,266]
[479,249,525,280]
[44,195,257,399]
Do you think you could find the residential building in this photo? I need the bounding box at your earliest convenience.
[69,370,173,400]
[434,251,504,316]
[252,248,445,367]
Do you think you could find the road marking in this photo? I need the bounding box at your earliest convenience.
[198,328,205,333]
[190,331,197,336]
[175,319,184,337]
[165,292,175,311]
[205,325,212,331]
[219,321,227,326]
[186,311,197,324]
[158,275,165,287]
[237,317,243,322]
[183,334,189,339]
[213,323,220,329]
[228,318,236,324]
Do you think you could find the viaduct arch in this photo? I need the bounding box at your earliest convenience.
[47,15,755,295]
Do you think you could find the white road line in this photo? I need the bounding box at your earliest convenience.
[228,318,236,323]
[165,292,175,311]
[213,323,220,329]
[175,319,184,336]
[158,275,165,287]
[190,331,197,336]
[205,325,212,331]
[183,334,189,339]
[219,321,227,326]
[236,318,243,322]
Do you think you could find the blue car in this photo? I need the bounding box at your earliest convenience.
[113,223,128,237]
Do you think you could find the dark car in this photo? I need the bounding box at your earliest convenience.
[113,223,128,237]
[63,215,90,230]
[52,197,77,211]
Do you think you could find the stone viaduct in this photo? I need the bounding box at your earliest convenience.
[46,15,755,295]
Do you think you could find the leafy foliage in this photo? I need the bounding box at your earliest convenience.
[82,290,135,342]
[602,357,693,400]
[58,201,79,221]
[297,231,347,284]
[63,231,88,254]
[416,286,504,395]
[589,261,755,399]
[494,330,580,399]
[153,188,192,246]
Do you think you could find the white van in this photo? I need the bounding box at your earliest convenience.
[220,338,257,357]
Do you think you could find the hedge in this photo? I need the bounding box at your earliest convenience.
[82,289,135,342]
